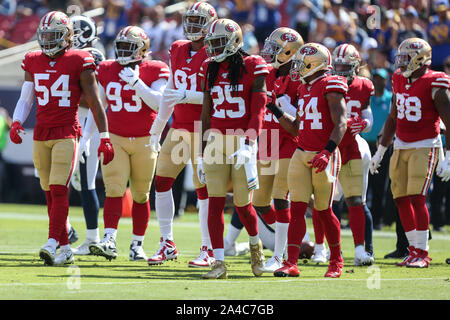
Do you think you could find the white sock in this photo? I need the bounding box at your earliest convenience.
[132,234,145,244]
[302,231,310,242]
[156,190,174,241]
[415,230,429,251]
[225,224,242,247]
[314,242,326,252]
[47,238,58,249]
[405,229,417,248]
[60,244,71,251]
[213,248,225,262]
[249,235,259,246]
[66,219,72,231]
[86,228,99,242]
[274,222,289,259]
[104,228,117,240]
[198,198,212,248]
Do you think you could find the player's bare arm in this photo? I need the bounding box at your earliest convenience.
[246,75,268,144]
[200,83,213,156]
[433,88,450,148]
[326,91,347,145]
[379,94,397,148]
[80,69,108,133]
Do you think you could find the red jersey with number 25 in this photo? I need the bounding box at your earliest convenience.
[296,74,348,152]
[21,49,96,140]
[169,40,208,132]
[339,75,374,164]
[392,68,450,143]
[96,59,170,138]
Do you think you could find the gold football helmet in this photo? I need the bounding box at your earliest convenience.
[204,18,243,63]
[37,11,73,57]
[332,43,361,80]
[395,38,432,78]
[114,26,150,65]
[260,27,304,68]
[183,1,217,41]
[290,43,332,83]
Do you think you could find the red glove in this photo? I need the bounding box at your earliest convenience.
[9,121,25,144]
[308,149,332,173]
[348,116,367,136]
[98,137,114,165]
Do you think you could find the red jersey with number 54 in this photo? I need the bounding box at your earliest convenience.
[296,74,348,152]
[199,55,269,134]
[392,69,450,143]
[21,49,96,140]
[169,40,208,132]
[96,59,170,138]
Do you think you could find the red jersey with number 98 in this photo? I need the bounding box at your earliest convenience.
[169,40,208,132]
[21,49,96,140]
[392,68,449,143]
[296,74,348,152]
[96,59,170,138]
[199,55,269,134]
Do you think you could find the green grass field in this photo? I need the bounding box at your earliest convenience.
[0,203,449,300]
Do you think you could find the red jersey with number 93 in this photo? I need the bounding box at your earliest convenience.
[296,74,348,152]
[392,69,450,142]
[21,49,96,140]
[96,59,170,137]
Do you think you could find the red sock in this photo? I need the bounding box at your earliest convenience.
[196,186,208,200]
[236,203,259,237]
[208,197,226,249]
[48,185,69,242]
[317,208,342,261]
[275,207,290,223]
[104,196,123,229]
[410,195,429,231]
[154,176,175,193]
[261,204,276,225]
[312,208,325,244]
[59,220,69,246]
[348,205,365,246]
[394,196,416,232]
[44,191,52,217]
[132,201,150,236]
[287,201,308,264]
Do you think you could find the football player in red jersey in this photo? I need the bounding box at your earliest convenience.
[253,27,304,272]
[198,18,268,279]
[370,38,450,268]
[9,11,113,266]
[266,43,348,278]
[147,2,218,268]
[86,26,170,261]
[311,44,375,266]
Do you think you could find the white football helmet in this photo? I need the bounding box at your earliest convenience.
[37,11,73,57]
[70,15,98,49]
[114,26,150,65]
[332,43,361,81]
[204,18,243,63]
[183,1,217,41]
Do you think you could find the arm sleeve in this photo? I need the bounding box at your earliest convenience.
[83,84,106,140]
[184,90,204,105]
[361,107,373,132]
[157,72,177,122]
[277,94,297,117]
[133,77,168,111]
[12,81,35,124]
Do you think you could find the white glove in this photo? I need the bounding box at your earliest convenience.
[78,137,90,164]
[197,157,206,185]
[229,143,254,170]
[150,116,167,137]
[369,145,387,175]
[119,65,140,87]
[147,134,161,152]
[436,149,450,182]
[164,88,187,105]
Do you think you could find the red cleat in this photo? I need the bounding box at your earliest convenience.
[273,261,300,277]
[407,249,431,268]
[396,246,417,267]
[325,259,343,278]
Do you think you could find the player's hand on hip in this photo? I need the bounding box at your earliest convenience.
[349,116,367,136]
[9,121,25,144]
[308,149,331,173]
[229,144,254,170]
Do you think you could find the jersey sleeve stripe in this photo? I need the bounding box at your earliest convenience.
[327,79,347,86]
[84,57,95,61]
[161,68,170,72]
[83,62,95,67]
[255,64,267,68]
[326,85,348,91]
[159,73,170,78]
[436,77,450,82]
[431,82,449,88]
[254,70,269,75]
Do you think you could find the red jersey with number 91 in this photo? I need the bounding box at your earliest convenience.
[199,55,269,134]
[296,74,348,152]
[169,40,207,132]
[392,69,450,142]
[21,49,96,140]
[96,59,170,138]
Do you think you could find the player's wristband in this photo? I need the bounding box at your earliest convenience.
[324,140,338,153]
[100,132,110,139]
[266,103,284,119]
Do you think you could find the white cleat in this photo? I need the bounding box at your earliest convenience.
[354,246,374,266]
[39,243,56,266]
[261,256,283,273]
[188,246,215,268]
[89,234,117,261]
[224,240,250,256]
[311,243,329,263]
[72,239,99,255]
[54,249,74,265]
[129,241,148,261]
[147,237,178,265]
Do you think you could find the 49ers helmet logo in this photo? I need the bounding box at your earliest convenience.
[208,8,216,17]
[140,31,148,40]
[409,42,423,50]
[225,23,238,33]
[300,46,318,55]
[281,32,297,42]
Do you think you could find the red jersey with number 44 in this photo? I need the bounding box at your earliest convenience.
[199,55,269,134]
[392,69,450,143]
[21,49,96,140]
[296,74,348,152]
[339,75,374,164]
[169,40,208,132]
[96,59,170,138]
